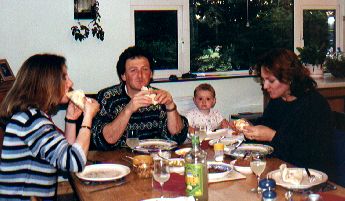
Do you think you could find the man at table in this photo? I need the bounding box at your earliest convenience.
[91,46,188,150]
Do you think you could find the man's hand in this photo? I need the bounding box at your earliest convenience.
[126,90,153,113]
[152,89,175,109]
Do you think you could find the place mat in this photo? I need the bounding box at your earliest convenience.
[153,170,246,193]
[209,170,246,183]
[153,173,185,195]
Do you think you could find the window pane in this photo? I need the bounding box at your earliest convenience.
[135,10,178,70]
[190,0,294,72]
[303,10,336,52]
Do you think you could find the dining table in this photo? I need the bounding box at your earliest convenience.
[68,141,345,201]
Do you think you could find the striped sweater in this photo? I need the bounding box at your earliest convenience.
[0,108,86,200]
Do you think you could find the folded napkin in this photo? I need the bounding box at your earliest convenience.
[142,196,195,201]
[280,164,303,185]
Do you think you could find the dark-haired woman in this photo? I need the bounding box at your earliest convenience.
[0,54,99,200]
[242,48,334,174]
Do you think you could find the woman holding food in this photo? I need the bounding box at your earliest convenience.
[235,48,334,175]
[0,54,99,200]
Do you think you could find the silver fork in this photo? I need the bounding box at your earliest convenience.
[305,168,316,183]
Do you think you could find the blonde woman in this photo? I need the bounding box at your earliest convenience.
[0,54,99,200]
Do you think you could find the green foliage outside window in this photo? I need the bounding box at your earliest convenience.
[190,0,294,72]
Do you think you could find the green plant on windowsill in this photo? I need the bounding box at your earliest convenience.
[71,1,104,41]
[296,45,327,66]
[324,48,345,78]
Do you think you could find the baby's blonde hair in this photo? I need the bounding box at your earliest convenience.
[194,83,216,98]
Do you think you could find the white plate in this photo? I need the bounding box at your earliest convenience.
[230,160,252,174]
[168,158,185,174]
[206,128,234,140]
[134,139,178,153]
[175,147,192,156]
[224,143,274,158]
[267,168,328,189]
[76,164,130,182]
[208,135,244,146]
[208,161,232,180]
[187,129,234,140]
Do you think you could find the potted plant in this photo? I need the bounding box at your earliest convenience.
[297,45,327,78]
[324,48,345,78]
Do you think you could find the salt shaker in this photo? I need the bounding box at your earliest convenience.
[214,143,224,162]
[262,189,277,201]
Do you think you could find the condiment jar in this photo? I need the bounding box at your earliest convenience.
[214,143,224,162]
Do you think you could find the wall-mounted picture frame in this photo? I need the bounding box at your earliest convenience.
[0,59,15,82]
[74,0,96,19]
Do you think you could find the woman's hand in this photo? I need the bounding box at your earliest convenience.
[243,125,276,142]
[83,98,100,119]
[65,101,83,120]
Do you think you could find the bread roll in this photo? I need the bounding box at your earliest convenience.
[233,119,250,132]
[141,86,158,105]
[66,90,86,109]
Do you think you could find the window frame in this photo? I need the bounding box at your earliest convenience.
[131,0,345,79]
[130,0,190,79]
[294,0,344,52]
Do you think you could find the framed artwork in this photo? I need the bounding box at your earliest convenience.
[74,0,96,19]
[0,59,15,82]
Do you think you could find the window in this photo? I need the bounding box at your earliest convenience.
[131,0,344,78]
[130,0,190,79]
[190,0,294,72]
[294,0,343,53]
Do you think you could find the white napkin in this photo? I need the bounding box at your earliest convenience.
[279,164,303,185]
[142,196,195,201]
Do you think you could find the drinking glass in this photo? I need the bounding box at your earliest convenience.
[195,125,207,144]
[126,130,139,152]
[250,152,267,193]
[153,159,170,197]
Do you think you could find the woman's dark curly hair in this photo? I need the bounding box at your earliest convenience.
[255,48,317,98]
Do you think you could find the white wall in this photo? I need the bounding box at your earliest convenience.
[0,0,263,129]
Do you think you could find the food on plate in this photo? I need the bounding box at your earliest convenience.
[140,144,167,150]
[279,164,303,185]
[168,159,185,167]
[175,148,192,156]
[207,163,231,175]
[233,119,250,132]
[141,86,158,105]
[66,89,90,110]
[208,167,225,173]
[83,169,121,179]
[234,158,250,167]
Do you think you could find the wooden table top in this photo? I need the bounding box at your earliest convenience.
[69,144,345,201]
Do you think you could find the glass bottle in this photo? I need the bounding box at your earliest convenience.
[185,135,208,201]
